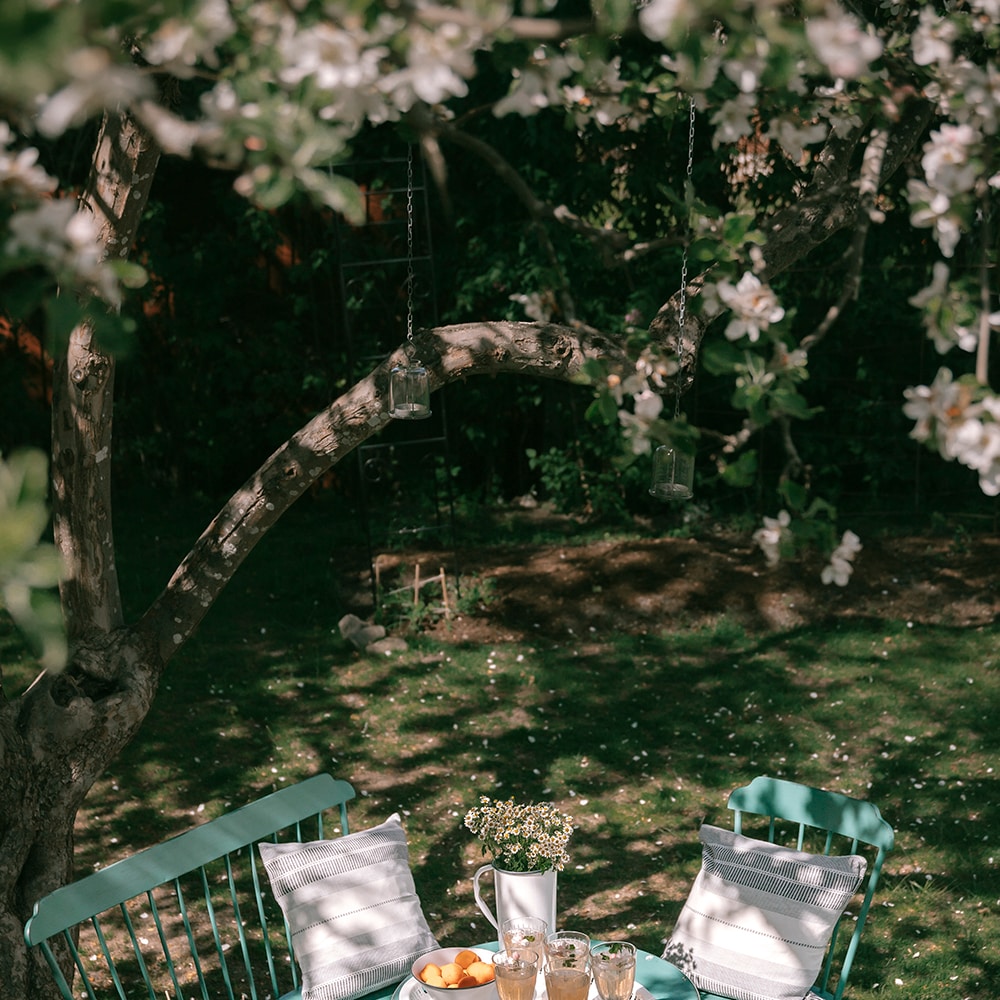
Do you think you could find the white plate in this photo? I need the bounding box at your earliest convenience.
[392,977,653,1000]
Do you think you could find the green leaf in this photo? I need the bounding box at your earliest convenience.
[702,338,744,375]
[778,479,808,512]
[593,0,633,33]
[720,450,758,488]
[580,358,607,384]
[769,385,819,420]
[722,213,754,246]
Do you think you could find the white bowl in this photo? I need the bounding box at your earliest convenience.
[412,947,500,1000]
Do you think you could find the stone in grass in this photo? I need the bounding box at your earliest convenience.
[338,613,386,650]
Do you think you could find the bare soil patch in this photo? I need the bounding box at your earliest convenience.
[370,517,998,642]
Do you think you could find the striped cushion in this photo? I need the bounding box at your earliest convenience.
[663,825,866,1000]
[259,814,438,1000]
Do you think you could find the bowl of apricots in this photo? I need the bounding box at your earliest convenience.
[412,947,498,1000]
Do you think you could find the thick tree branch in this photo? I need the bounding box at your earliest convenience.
[139,321,623,664]
[760,99,934,282]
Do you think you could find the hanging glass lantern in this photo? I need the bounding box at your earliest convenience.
[389,362,431,420]
[388,145,432,421]
[649,444,694,501]
[649,100,698,504]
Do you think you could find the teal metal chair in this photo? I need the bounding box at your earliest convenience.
[697,776,894,1000]
[23,774,382,1000]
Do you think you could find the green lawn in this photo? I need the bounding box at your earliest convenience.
[3,496,997,1000]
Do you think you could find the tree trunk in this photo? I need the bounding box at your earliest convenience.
[0,109,161,1000]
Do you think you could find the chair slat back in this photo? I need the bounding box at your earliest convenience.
[726,776,894,1000]
[24,774,355,1000]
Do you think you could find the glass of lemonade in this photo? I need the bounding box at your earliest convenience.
[493,948,540,1000]
[543,931,591,972]
[502,917,548,953]
[590,942,636,1000]
[543,965,590,1000]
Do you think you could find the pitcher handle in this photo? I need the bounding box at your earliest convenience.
[472,864,499,931]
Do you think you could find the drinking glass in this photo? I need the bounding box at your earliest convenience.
[591,942,636,1000]
[493,948,540,1000]
[543,965,591,1000]
[543,930,591,973]
[502,917,549,953]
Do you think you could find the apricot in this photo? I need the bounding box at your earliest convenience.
[440,963,465,986]
[466,962,495,985]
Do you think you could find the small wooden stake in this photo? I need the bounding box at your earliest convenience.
[440,567,450,616]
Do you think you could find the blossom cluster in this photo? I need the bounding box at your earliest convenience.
[752,510,792,568]
[609,347,678,456]
[821,530,863,587]
[904,369,1000,496]
[753,512,862,587]
[464,796,574,873]
[1,125,123,306]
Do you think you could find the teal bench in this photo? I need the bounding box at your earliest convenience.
[24,774,399,1000]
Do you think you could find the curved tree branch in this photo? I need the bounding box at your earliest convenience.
[138,320,625,664]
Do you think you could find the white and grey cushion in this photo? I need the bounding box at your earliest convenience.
[663,824,867,1000]
[258,813,438,1000]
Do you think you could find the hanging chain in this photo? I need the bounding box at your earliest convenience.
[405,145,415,345]
[674,96,696,419]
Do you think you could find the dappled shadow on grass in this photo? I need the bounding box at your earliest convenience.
[73,597,1000,999]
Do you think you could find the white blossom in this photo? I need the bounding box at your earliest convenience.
[6,200,121,305]
[0,126,56,198]
[903,367,962,446]
[618,388,664,455]
[921,124,981,196]
[140,0,236,76]
[806,10,883,80]
[752,510,791,567]
[911,7,958,68]
[722,38,770,94]
[633,389,664,422]
[821,529,862,586]
[136,101,222,158]
[378,22,476,109]
[715,273,785,343]
[36,48,153,137]
[770,116,828,164]
[637,0,692,42]
[711,94,756,147]
[906,179,964,258]
[495,49,574,117]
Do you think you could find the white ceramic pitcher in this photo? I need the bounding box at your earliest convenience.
[472,865,557,948]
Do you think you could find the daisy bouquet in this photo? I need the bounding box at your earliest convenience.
[464,796,574,873]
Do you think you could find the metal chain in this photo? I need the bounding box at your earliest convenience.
[406,145,415,344]
[675,97,696,419]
